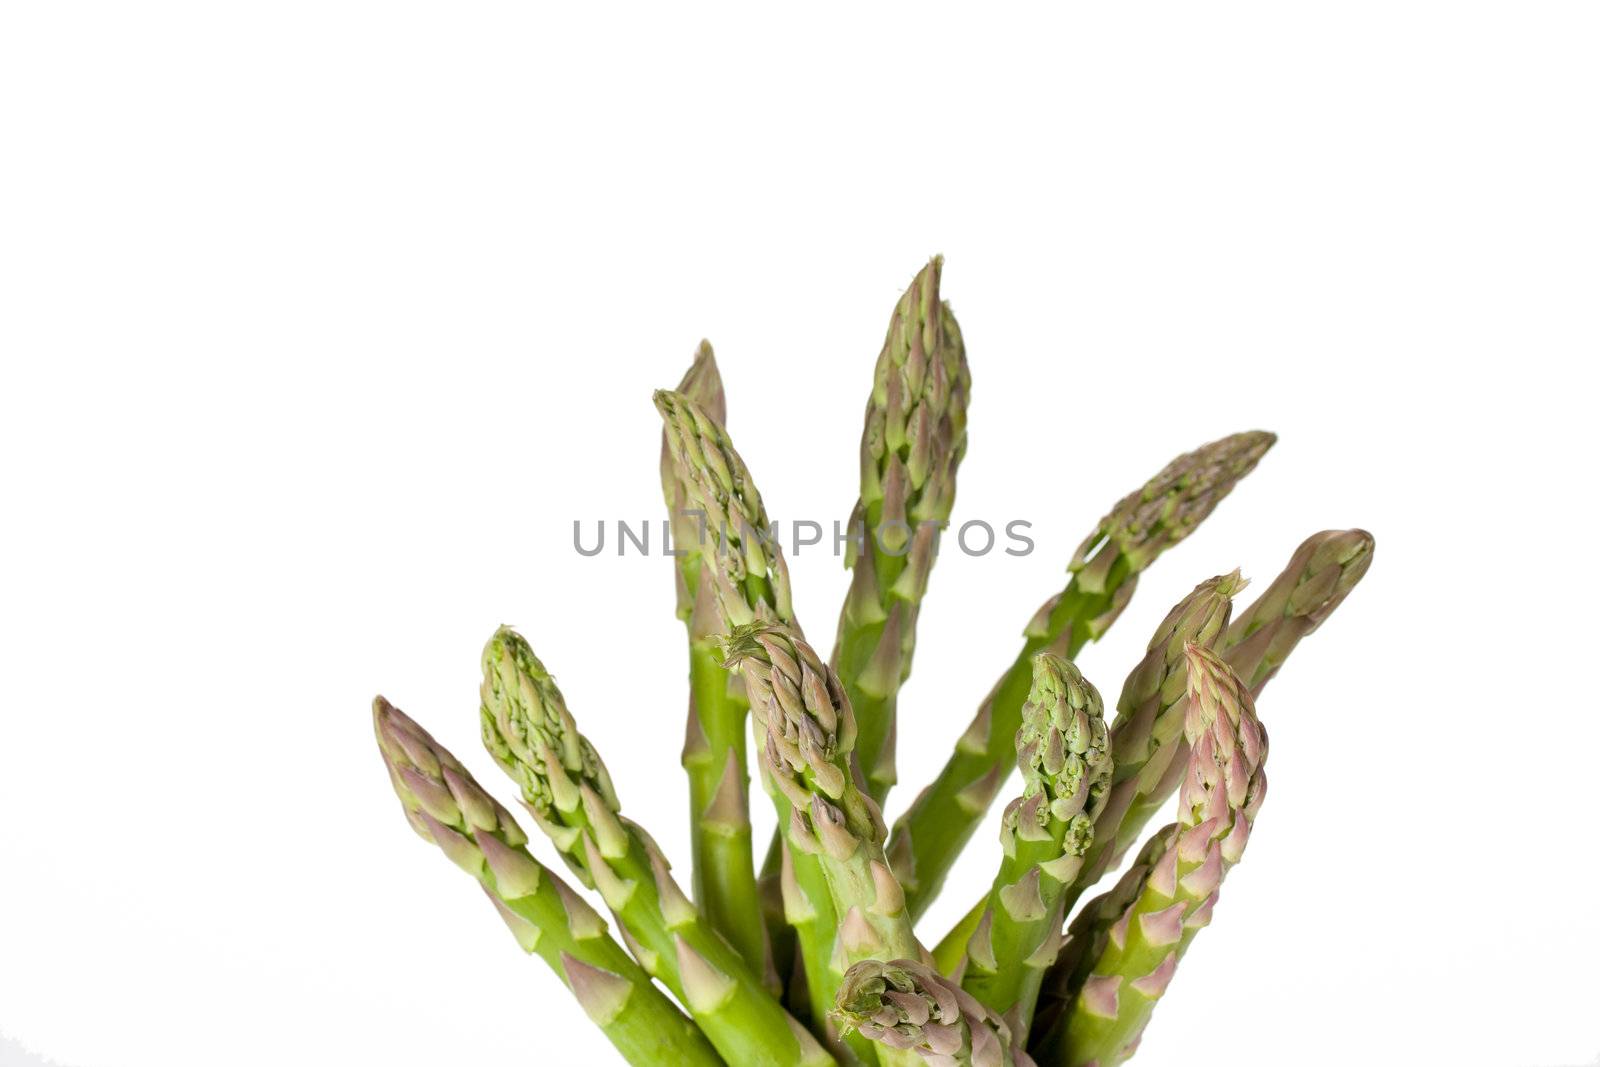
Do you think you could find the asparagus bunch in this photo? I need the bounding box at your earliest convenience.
[1031,645,1269,1065]
[888,430,1276,919]
[365,258,1374,1067]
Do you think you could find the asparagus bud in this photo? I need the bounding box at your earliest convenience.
[479,630,615,877]
[662,341,729,626]
[959,655,1112,1038]
[657,388,794,629]
[1223,527,1374,689]
[836,959,1037,1067]
[1068,433,1275,624]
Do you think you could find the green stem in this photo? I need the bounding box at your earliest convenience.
[931,898,984,974]
[833,503,912,802]
[778,818,878,1066]
[526,773,824,1066]
[492,856,724,1066]
[959,845,1067,1043]
[684,640,771,988]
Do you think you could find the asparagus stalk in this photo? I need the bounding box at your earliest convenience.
[932,573,1241,978]
[835,959,1038,1067]
[372,697,721,1067]
[1087,529,1372,881]
[721,623,921,974]
[1029,827,1180,1048]
[956,654,1113,1041]
[833,257,971,802]
[755,258,970,1031]
[658,389,871,1063]
[776,833,869,1056]
[480,629,832,1067]
[889,431,1276,919]
[661,343,773,986]
[1030,644,1269,1066]
[775,789,882,1067]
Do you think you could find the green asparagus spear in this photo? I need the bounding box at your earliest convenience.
[658,389,871,1064]
[833,257,971,802]
[776,815,877,1066]
[889,431,1276,919]
[836,959,1038,1067]
[721,623,920,973]
[372,697,722,1067]
[655,390,793,630]
[661,343,774,987]
[958,654,1112,1041]
[480,629,831,1067]
[755,259,970,1037]
[1030,644,1268,1066]
[759,257,969,884]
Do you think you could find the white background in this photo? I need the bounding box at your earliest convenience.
[2,4,1597,1065]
